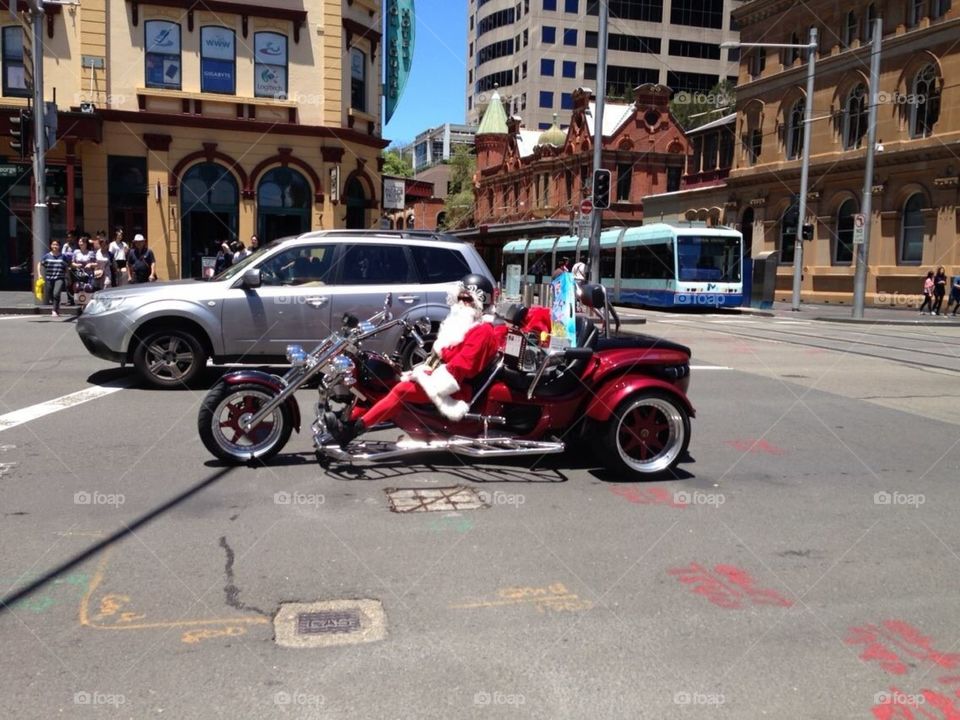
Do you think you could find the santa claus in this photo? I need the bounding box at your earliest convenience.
[324,273,499,447]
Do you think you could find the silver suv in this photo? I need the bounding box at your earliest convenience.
[76,230,495,388]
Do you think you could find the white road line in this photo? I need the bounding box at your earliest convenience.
[0,316,34,320]
[690,365,733,370]
[0,382,131,432]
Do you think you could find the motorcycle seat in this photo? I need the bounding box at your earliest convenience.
[498,317,598,396]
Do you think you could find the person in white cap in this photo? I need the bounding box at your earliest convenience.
[127,233,157,284]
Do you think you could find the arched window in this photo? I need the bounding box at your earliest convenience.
[436,211,447,230]
[843,11,857,47]
[835,198,857,264]
[786,98,805,160]
[843,84,867,150]
[900,193,925,263]
[780,204,799,265]
[910,64,940,138]
[345,177,367,229]
[864,4,878,39]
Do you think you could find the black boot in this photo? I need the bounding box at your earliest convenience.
[324,412,364,448]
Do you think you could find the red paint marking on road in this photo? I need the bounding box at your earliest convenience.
[871,687,960,719]
[609,485,686,508]
[846,621,960,676]
[667,562,793,609]
[725,438,788,456]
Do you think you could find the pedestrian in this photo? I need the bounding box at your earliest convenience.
[571,257,587,284]
[249,234,259,253]
[529,256,546,285]
[919,271,935,315]
[62,229,76,305]
[127,234,157,284]
[36,240,70,317]
[92,233,114,290]
[71,234,96,295]
[932,266,947,315]
[552,256,571,279]
[214,241,232,274]
[109,227,128,286]
[950,277,960,316]
[232,240,251,263]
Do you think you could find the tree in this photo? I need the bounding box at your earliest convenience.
[382,147,413,178]
[442,145,476,230]
[669,80,736,131]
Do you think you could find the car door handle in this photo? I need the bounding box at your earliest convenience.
[397,295,419,304]
[305,296,328,308]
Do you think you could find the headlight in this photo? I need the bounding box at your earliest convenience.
[285,344,307,367]
[331,354,356,375]
[83,295,125,316]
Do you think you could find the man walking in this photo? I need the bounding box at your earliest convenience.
[127,234,157,284]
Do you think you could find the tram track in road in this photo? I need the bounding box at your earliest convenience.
[644,316,960,375]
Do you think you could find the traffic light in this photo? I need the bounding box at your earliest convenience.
[593,168,611,209]
[9,109,31,159]
[801,223,814,240]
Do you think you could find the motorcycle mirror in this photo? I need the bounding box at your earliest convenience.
[415,317,432,335]
[383,292,393,309]
[579,283,606,310]
[342,313,359,329]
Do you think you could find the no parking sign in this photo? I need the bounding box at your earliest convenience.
[853,213,866,244]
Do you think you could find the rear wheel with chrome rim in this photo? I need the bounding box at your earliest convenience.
[600,391,690,478]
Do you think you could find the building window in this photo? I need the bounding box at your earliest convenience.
[254,32,288,98]
[932,0,951,18]
[670,0,723,28]
[782,32,801,67]
[667,71,719,94]
[521,92,526,109]
[563,29,577,45]
[908,0,924,26]
[200,27,236,94]
[588,0,663,23]
[562,60,576,78]
[539,91,553,108]
[540,58,555,76]
[543,0,556,8]
[585,30,598,48]
[864,4,878,38]
[668,39,721,60]
[727,47,740,62]
[560,92,572,109]
[616,163,631,201]
[476,38,515,66]
[911,65,940,138]
[836,199,856,264]
[351,48,366,112]
[842,11,857,47]
[900,193,925,263]
[703,133,718,171]
[565,0,578,10]
[542,26,556,43]
[522,61,527,78]
[524,29,529,46]
[750,130,762,164]
[780,205,798,265]
[2,26,27,97]
[145,20,182,90]
[584,63,596,80]
[690,136,703,175]
[749,48,766,79]
[667,166,682,192]
[477,8,516,37]
[842,84,867,150]
[786,98,805,160]
[608,33,661,53]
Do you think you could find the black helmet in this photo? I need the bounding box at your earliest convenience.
[458,273,495,309]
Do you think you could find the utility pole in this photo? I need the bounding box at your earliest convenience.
[31,0,49,305]
[791,26,816,311]
[587,0,608,284]
[852,18,882,319]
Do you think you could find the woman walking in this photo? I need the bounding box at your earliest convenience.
[37,240,70,316]
[933,266,948,315]
[919,271,935,315]
[109,227,128,286]
[92,234,114,290]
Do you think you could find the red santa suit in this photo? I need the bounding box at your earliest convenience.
[354,302,500,427]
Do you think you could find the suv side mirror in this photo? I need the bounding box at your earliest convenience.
[241,269,261,289]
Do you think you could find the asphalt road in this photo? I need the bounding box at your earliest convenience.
[1,311,959,719]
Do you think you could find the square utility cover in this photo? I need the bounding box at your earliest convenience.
[385,486,489,513]
[274,600,386,648]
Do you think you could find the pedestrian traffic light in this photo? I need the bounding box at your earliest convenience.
[9,109,31,159]
[593,168,611,209]
[801,223,814,240]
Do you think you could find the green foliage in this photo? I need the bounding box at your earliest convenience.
[670,80,736,131]
[382,147,413,178]
[443,145,477,229]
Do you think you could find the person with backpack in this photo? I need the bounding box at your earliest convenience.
[919,270,935,315]
[127,234,157,284]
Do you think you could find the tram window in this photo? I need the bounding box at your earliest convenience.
[676,237,741,283]
[621,242,675,280]
[599,247,616,278]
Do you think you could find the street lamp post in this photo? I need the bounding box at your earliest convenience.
[722,30,818,311]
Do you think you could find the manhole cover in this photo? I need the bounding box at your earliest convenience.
[385,485,489,513]
[274,600,385,648]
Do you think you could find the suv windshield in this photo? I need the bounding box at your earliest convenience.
[214,241,280,281]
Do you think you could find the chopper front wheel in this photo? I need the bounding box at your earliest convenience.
[198,382,293,464]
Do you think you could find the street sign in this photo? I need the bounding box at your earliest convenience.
[577,214,590,238]
[383,177,405,210]
[853,213,866,245]
[579,198,593,215]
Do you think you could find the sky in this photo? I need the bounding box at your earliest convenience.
[382,0,468,147]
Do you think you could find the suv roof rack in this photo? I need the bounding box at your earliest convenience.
[300,229,465,242]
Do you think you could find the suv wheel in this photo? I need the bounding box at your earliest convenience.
[400,331,436,371]
[133,328,207,388]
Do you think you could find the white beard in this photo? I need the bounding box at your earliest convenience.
[433,302,480,353]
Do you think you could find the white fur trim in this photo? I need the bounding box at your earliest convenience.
[415,364,459,401]
[436,397,470,421]
[433,302,479,353]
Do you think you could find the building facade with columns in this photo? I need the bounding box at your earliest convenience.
[717,0,960,305]
[460,84,689,271]
[0,0,386,288]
